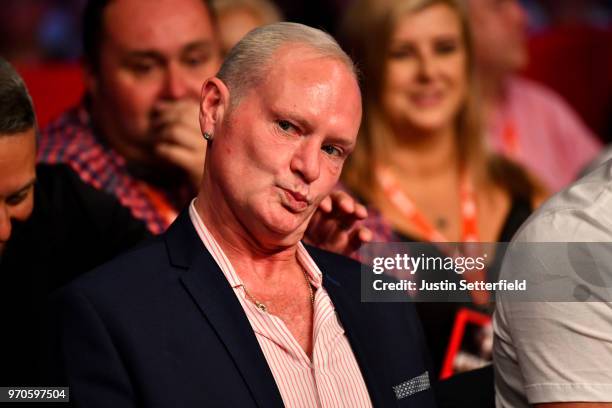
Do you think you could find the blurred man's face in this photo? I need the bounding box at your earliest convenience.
[0,129,36,255]
[217,8,262,57]
[468,0,528,76]
[205,47,362,246]
[90,0,221,165]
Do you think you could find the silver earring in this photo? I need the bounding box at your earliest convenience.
[203,132,213,141]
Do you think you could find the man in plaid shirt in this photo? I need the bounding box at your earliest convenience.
[38,0,218,234]
[38,0,372,253]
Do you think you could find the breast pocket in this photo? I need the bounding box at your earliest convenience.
[393,371,437,408]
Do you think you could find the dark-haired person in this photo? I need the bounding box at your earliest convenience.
[38,0,371,255]
[0,57,149,386]
[39,0,220,234]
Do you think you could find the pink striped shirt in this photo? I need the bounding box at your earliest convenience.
[189,201,372,407]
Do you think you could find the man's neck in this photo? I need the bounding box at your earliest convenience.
[477,68,512,121]
[89,96,158,170]
[194,188,301,282]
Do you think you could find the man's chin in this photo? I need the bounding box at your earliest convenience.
[261,212,310,241]
[266,220,306,238]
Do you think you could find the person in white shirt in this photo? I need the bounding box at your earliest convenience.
[494,159,612,407]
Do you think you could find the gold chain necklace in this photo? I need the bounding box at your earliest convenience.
[242,268,314,313]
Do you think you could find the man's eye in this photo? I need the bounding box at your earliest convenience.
[322,145,342,157]
[186,57,203,67]
[127,61,156,75]
[277,120,296,132]
[6,191,28,206]
[183,53,210,68]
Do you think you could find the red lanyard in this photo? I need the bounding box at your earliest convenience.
[376,165,489,304]
[375,165,480,242]
[501,120,520,158]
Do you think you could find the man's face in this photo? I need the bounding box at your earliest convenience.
[217,8,263,58]
[207,47,362,246]
[0,129,36,255]
[468,0,528,75]
[90,0,221,165]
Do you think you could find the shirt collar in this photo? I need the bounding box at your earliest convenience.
[188,199,323,289]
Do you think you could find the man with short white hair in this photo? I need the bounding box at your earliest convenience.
[48,23,436,407]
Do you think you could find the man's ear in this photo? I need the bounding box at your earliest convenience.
[199,77,230,137]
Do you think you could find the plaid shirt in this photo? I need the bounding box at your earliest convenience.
[38,102,192,234]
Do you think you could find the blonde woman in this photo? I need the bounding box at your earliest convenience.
[340,0,546,374]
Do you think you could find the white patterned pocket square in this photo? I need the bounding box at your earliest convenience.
[393,371,430,400]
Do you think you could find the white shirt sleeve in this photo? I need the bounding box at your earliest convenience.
[495,185,612,406]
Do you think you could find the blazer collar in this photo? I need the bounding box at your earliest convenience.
[164,209,201,269]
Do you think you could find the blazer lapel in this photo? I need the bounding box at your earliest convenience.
[318,257,396,407]
[165,211,284,408]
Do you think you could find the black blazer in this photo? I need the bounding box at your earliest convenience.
[0,164,149,386]
[48,210,436,407]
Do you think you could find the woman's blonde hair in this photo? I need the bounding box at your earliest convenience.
[340,0,488,202]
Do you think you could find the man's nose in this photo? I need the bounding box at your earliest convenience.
[162,64,189,100]
[0,205,12,244]
[290,140,321,184]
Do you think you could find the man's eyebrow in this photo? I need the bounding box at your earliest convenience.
[278,112,356,147]
[182,40,215,54]
[123,40,215,63]
[123,50,165,63]
[285,112,312,131]
[326,135,356,150]
[269,108,311,132]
